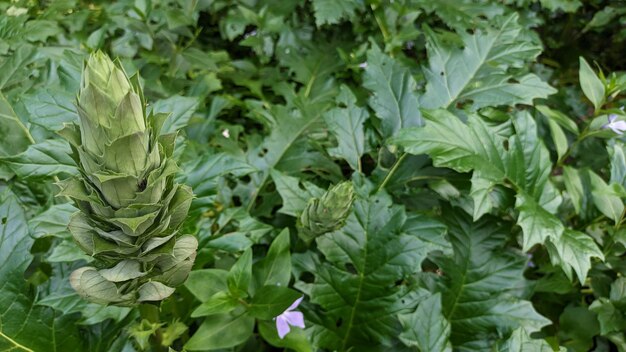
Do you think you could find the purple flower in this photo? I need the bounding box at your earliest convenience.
[604,114,626,135]
[275,296,305,339]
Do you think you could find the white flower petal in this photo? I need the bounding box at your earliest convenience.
[287,296,303,311]
[276,316,291,339]
[284,311,305,329]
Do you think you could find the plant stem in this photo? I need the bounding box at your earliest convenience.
[377,153,407,193]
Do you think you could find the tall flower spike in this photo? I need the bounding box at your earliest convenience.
[58,51,197,306]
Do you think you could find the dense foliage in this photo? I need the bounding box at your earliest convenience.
[1,0,626,351]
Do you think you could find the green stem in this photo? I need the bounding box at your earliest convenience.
[139,303,166,352]
[377,153,407,193]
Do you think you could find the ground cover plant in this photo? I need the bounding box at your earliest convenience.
[2,0,626,351]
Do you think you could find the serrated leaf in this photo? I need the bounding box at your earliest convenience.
[150,95,200,134]
[399,293,452,352]
[434,210,551,349]
[0,190,82,351]
[393,110,603,282]
[421,13,555,110]
[363,45,422,138]
[579,57,605,111]
[23,88,78,131]
[0,92,32,159]
[311,0,361,26]
[309,191,433,350]
[3,139,76,179]
[271,169,324,216]
[546,229,604,284]
[497,327,564,352]
[323,86,367,171]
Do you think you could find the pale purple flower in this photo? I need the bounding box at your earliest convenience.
[275,296,305,339]
[359,62,368,69]
[604,114,626,135]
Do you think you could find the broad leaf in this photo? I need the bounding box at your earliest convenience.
[399,292,452,352]
[393,110,601,282]
[150,95,200,134]
[323,86,367,171]
[579,57,605,111]
[3,139,76,179]
[311,0,361,26]
[271,170,324,216]
[363,45,422,138]
[0,190,82,351]
[308,191,433,350]
[421,13,555,110]
[185,313,254,351]
[433,210,550,350]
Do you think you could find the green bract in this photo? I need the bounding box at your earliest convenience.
[298,181,355,242]
[57,52,196,306]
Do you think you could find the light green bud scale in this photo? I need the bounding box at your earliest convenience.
[58,52,197,306]
[298,182,355,242]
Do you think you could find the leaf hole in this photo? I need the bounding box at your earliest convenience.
[0,217,5,225]
[335,318,343,327]
[299,272,314,284]
[257,148,269,158]
[502,140,509,151]
[344,263,358,275]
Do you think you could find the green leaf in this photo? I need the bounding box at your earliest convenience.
[23,88,78,132]
[363,45,422,138]
[536,105,579,135]
[0,92,32,159]
[323,86,367,171]
[394,110,603,282]
[151,95,200,134]
[588,170,624,223]
[497,327,564,352]
[29,203,76,239]
[311,0,361,26]
[191,291,240,318]
[227,248,253,297]
[3,139,76,179]
[185,313,254,351]
[434,210,550,349]
[399,293,452,352]
[248,286,302,319]
[254,229,291,288]
[545,229,604,284]
[271,170,324,216]
[185,269,228,302]
[0,190,82,351]
[546,118,568,161]
[421,13,555,110]
[309,191,433,350]
[579,57,605,111]
[182,153,256,198]
[258,320,312,352]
